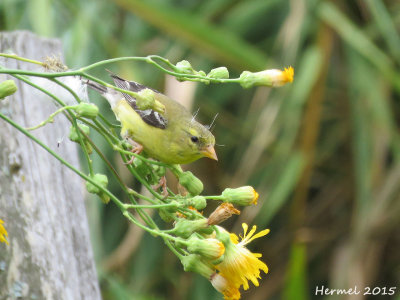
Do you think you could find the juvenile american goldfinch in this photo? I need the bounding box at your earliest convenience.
[86,73,217,164]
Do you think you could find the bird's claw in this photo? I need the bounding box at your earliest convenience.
[152,176,168,197]
[124,138,144,165]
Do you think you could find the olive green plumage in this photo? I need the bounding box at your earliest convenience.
[87,74,217,164]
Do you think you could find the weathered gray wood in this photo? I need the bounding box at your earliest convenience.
[0,31,101,300]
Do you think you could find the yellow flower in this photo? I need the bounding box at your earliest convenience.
[239,66,294,88]
[0,219,9,245]
[216,223,270,290]
[211,273,241,300]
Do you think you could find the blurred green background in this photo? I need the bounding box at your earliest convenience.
[1,0,400,299]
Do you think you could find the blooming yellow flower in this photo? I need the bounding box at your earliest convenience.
[0,219,9,245]
[211,273,241,300]
[216,223,270,291]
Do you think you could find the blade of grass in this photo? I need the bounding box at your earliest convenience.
[283,242,309,300]
[318,2,400,93]
[346,48,374,213]
[110,0,269,70]
[255,152,304,228]
[364,0,400,64]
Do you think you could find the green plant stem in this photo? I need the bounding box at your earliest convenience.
[114,146,167,166]
[0,111,123,210]
[27,105,76,130]
[0,53,44,66]
[0,55,242,86]
[127,188,158,204]
[0,110,173,240]
[124,202,179,209]
[204,195,224,200]
[123,211,183,246]
[51,78,94,176]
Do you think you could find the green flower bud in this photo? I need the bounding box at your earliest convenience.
[99,193,110,204]
[152,165,166,178]
[185,196,207,210]
[74,103,99,119]
[132,158,151,177]
[181,254,215,278]
[86,173,110,204]
[207,67,229,79]
[135,88,165,114]
[187,235,225,260]
[179,171,203,196]
[221,186,259,206]
[68,124,90,142]
[158,207,175,223]
[239,67,294,89]
[172,218,208,238]
[196,70,210,84]
[175,60,194,74]
[0,80,18,100]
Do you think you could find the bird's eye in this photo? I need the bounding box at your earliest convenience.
[191,136,199,143]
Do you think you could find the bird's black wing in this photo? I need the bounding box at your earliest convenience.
[109,73,168,129]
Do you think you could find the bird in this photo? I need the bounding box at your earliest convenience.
[85,72,217,165]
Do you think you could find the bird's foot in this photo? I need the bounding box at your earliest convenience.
[124,138,144,165]
[152,176,168,197]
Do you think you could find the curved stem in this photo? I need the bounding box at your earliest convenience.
[27,105,76,130]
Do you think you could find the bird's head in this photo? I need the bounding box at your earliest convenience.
[180,121,217,163]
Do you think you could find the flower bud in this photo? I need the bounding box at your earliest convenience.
[221,186,259,206]
[179,171,203,196]
[136,88,165,114]
[132,158,151,177]
[152,164,166,178]
[68,124,90,142]
[239,66,294,88]
[184,196,207,210]
[175,60,194,74]
[181,254,215,278]
[86,173,110,204]
[207,67,229,79]
[207,203,240,225]
[172,218,208,238]
[187,236,225,260]
[158,207,175,223]
[0,80,18,100]
[74,102,99,119]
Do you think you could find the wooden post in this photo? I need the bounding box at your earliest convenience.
[0,31,101,299]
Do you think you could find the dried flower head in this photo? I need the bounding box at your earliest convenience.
[208,203,240,225]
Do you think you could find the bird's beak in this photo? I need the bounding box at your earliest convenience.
[201,145,218,161]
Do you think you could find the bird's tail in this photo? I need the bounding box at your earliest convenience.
[83,78,121,109]
[84,79,108,94]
